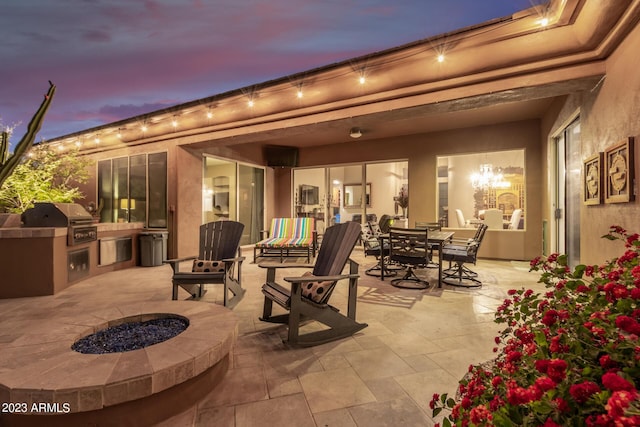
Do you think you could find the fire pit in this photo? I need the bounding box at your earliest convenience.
[72,314,189,354]
[0,301,238,426]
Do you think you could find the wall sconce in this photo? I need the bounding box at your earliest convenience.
[349,127,362,139]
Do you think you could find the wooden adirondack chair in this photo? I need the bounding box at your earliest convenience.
[165,220,246,308]
[259,221,367,346]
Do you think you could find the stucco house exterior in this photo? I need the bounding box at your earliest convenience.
[40,0,640,267]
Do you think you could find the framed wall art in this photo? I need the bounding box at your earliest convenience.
[583,152,603,205]
[604,137,635,204]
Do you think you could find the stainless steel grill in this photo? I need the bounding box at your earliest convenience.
[21,202,97,246]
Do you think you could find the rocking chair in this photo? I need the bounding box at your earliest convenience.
[259,221,367,346]
[165,220,246,308]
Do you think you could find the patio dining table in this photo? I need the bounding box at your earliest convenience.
[378,230,455,288]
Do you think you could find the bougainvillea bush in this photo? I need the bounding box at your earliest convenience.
[431,225,640,426]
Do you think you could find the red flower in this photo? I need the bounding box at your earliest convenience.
[492,376,503,387]
[599,355,618,370]
[546,359,568,383]
[577,284,590,293]
[535,359,549,373]
[605,390,638,418]
[553,397,569,413]
[535,376,557,392]
[616,315,640,335]
[429,393,439,410]
[469,405,492,424]
[543,419,561,427]
[506,351,522,363]
[570,381,600,403]
[602,372,635,392]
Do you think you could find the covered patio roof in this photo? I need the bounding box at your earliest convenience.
[46,0,636,154]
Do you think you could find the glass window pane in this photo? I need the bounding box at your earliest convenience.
[438,150,525,230]
[113,157,129,223]
[97,160,112,223]
[129,154,146,224]
[293,168,326,233]
[148,152,167,228]
[238,164,264,245]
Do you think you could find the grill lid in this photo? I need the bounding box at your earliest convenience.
[21,202,93,227]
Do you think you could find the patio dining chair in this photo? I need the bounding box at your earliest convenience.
[441,223,488,288]
[387,227,431,289]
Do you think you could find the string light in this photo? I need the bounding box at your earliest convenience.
[248,99,254,107]
[538,17,549,27]
[206,110,213,119]
[297,89,303,99]
[437,54,445,63]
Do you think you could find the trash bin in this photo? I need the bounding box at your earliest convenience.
[140,230,168,267]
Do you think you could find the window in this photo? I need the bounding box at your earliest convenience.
[438,150,525,230]
[97,152,167,228]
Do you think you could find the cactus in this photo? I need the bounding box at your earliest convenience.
[0,81,56,189]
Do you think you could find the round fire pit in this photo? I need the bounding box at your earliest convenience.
[72,313,189,354]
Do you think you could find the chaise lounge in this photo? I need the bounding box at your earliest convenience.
[253,217,317,263]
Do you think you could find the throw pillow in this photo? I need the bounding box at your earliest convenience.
[192,260,225,273]
[300,271,334,304]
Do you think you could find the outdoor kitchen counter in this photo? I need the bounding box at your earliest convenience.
[0,222,144,238]
[0,223,146,299]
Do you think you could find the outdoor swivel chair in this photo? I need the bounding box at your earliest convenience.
[441,223,488,288]
[387,227,431,289]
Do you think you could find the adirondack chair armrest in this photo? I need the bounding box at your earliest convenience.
[221,256,246,263]
[283,273,359,283]
[164,256,197,273]
[258,262,315,270]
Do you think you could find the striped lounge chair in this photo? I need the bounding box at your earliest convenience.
[254,217,317,262]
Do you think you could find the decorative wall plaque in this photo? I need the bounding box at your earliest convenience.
[584,152,603,205]
[605,137,635,204]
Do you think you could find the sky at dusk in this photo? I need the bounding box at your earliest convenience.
[1,0,537,147]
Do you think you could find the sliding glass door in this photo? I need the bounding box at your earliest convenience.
[293,161,408,229]
[203,156,264,245]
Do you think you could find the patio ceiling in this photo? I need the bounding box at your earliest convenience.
[185,74,603,150]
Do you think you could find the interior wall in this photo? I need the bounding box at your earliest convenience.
[560,20,640,265]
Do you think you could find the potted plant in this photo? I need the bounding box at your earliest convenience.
[431,225,640,426]
[394,185,409,218]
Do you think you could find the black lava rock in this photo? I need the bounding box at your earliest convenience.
[72,317,189,354]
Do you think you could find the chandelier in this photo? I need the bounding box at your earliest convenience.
[470,164,511,189]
